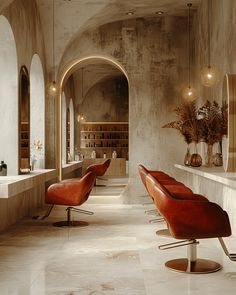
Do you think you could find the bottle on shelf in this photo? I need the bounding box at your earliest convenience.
[91,150,96,159]
[0,160,7,176]
[112,150,117,158]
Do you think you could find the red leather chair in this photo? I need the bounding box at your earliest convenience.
[85,159,111,185]
[85,159,111,176]
[138,164,209,200]
[146,173,234,273]
[33,171,96,227]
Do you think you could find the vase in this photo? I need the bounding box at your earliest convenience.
[184,147,191,166]
[190,143,202,167]
[206,144,214,167]
[213,142,223,167]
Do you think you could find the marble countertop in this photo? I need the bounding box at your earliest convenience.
[0,169,57,198]
[175,164,236,189]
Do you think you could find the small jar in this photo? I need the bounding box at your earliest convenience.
[103,153,106,159]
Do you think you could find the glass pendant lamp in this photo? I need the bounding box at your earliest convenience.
[200,0,219,87]
[47,0,57,96]
[182,3,197,101]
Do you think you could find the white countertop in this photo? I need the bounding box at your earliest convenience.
[175,164,236,189]
[0,169,57,198]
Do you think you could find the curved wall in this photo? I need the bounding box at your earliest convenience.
[0,15,18,175]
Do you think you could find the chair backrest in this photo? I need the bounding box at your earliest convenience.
[85,159,111,177]
[46,171,96,206]
[138,164,149,188]
[146,173,231,239]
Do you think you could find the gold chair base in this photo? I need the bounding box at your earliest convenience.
[53,220,89,227]
[165,258,222,274]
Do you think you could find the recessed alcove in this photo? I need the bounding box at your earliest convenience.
[30,54,45,169]
[0,15,18,175]
[19,66,30,173]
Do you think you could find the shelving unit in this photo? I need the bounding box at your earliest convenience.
[20,122,30,168]
[80,122,129,159]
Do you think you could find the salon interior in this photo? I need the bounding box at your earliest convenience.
[0,0,236,294]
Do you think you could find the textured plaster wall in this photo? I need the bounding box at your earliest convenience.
[80,76,128,122]
[59,17,190,202]
[193,0,236,105]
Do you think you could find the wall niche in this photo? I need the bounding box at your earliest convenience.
[19,66,30,173]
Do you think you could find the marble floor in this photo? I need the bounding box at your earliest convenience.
[0,184,236,294]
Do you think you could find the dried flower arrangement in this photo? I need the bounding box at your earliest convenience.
[198,100,228,145]
[163,100,227,145]
[163,100,228,167]
[162,101,203,144]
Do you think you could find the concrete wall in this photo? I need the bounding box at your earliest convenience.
[59,17,190,202]
[80,76,128,122]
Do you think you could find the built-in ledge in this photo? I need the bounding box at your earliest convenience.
[62,161,83,179]
[0,169,57,198]
[175,164,236,189]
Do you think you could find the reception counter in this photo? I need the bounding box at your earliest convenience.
[175,164,236,235]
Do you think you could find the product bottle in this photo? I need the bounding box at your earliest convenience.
[112,150,117,158]
[0,160,7,176]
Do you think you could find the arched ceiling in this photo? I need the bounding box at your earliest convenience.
[1,0,200,74]
[36,0,200,74]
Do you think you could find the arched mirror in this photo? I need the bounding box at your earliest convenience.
[222,74,236,172]
[19,66,30,173]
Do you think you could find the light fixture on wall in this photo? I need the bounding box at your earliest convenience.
[200,0,219,87]
[48,0,57,96]
[182,3,197,101]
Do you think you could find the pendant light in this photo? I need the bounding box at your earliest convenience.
[200,0,219,87]
[48,0,57,96]
[77,67,87,122]
[182,3,197,101]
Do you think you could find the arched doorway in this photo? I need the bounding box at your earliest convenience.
[0,16,18,175]
[58,56,129,180]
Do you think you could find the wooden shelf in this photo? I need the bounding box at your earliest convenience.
[80,122,129,159]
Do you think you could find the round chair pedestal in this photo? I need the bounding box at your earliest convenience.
[53,220,89,227]
[165,258,222,274]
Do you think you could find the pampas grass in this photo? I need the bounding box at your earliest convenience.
[163,100,228,145]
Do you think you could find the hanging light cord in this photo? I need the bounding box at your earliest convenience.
[53,0,55,81]
[187,3,192,88]
[81,67,84,99]
[207,0,211,67]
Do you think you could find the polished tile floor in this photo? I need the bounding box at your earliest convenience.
[0,184,236,294]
